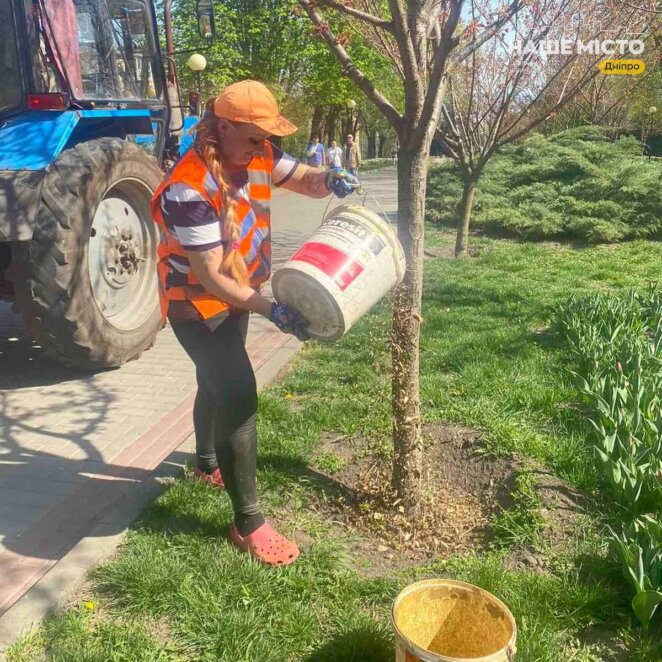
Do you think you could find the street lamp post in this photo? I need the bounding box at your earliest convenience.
[641,105,658,157]
[346,99,356,136]
[187,53,207,97]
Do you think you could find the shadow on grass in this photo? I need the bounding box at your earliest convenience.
[569,549,662,660]
[305,628,393,662]
[425,281,532,314]
[259,453,358,501]
[138,500,233,540]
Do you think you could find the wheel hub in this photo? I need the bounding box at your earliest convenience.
[104,230,143,286]
[87,187,158,330]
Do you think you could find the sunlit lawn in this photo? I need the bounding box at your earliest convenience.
[8,232,662,661]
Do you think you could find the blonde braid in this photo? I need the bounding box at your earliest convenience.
[193,112,249,286]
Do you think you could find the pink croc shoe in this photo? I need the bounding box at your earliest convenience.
[230,521,300,567]
[192,466,225,489]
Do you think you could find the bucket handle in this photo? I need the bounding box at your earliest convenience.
[322,184,393,229]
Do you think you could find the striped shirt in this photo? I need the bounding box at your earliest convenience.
[161,143,299,252]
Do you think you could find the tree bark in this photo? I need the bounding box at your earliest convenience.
[391,146,428,512]
[378,132,388,158]
[454,175,477,258]
[325,106,339,145]
[367,130,377,158]
[310,105,325,142]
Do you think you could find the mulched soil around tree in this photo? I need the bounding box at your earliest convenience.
[302,422,588,573]
[307,423,519,565]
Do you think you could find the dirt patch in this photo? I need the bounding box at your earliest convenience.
[573,625,628,661]
[308,423,518,565]
[424,246,455,259]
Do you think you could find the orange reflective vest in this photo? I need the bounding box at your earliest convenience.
[151,145,274,320]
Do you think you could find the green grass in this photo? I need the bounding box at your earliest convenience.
[360,159,395,173]
[315,452,346,474]
[490,467,545,548]
[8,232,662,661]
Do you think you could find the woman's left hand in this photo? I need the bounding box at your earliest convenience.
[324,168,361,198]
[269,303,311,341]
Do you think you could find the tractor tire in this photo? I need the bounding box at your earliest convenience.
[10,138,164,369]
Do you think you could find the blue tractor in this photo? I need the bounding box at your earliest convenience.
[0,0,211,368]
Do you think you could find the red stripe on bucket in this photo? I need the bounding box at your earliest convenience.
[291,241,364,291]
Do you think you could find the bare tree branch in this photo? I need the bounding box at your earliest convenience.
[298,0,403,131]
[336,5,404,78]
[495,5,644,143]
[454,0,522,63]
[373,25,406,79]
[501,61,600,147]
[414,0,463,143]
[611,0,661,13]
[316,0,395,30]
[388,0,425,110]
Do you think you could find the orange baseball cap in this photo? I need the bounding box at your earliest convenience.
[212,79,297,136]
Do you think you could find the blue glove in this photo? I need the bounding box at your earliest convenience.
[324,167,360,198]
[270,302,310,341]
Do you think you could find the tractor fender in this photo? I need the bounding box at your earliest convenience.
[0,110,155,241]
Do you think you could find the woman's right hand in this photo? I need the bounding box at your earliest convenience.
[269,303,310,341]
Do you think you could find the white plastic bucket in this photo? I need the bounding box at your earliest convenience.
[272,203,406,342]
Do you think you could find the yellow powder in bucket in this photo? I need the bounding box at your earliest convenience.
[394,583,514,659]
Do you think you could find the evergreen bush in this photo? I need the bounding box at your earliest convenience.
[427,126,662,243]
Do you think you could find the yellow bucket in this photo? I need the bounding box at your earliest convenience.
[392,579,517,661]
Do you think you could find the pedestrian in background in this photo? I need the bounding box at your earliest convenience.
[305,135,326,167]
[343,133,361,177]
[326,139,343,168]
[151,80,359,567]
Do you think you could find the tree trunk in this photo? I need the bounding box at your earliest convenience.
[454,176,477,258]
[325,107,339,145]
[352,116,360,137]
[367,130,377,158]
[342,116,352,139]
[310,105,324,142]
[378,133,388,158]
[391,147,428,512]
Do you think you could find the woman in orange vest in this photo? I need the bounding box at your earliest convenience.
[151,80,359,566]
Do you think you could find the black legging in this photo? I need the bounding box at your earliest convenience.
[170,312,260,527]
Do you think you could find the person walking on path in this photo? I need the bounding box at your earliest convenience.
[326,140,342,169]
[305,135,326,167]
[343,134,361,177]
[151,80,359,567]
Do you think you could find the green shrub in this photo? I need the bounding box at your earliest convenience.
[427,126,662,243]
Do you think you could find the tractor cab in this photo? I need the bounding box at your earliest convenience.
[1,1,168,152]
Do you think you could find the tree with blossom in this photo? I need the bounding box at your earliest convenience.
[438,0,654,256]
[297,0,528,510]
[296,0,656,510]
